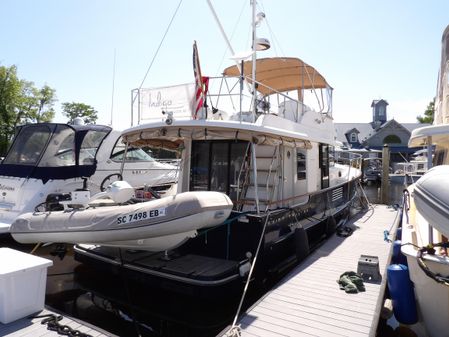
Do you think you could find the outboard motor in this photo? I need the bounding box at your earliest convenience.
[44,193,71,211]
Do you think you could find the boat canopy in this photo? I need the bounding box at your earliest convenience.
[409,124,449,147]
[123,124,312,150]
[0,123,112,182]
[222,57,331,96]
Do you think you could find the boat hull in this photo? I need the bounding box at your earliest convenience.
[74,178,358,299]
[413,165,449,238]
[401,182,449,337]
[403,252,449,337]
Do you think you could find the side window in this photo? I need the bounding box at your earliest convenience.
[434,149,447,166]
[319,144,330,188]
[110,136,154,162]
[297,149,306,180]
[111,136,127,161]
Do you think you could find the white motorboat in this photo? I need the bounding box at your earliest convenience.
[0,121,179,232]
[11,181,232,251]
[71,6,362,297]
[400,24,449,337]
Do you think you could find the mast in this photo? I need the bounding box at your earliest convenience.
[251,0,257,123]
[250,0,260,214]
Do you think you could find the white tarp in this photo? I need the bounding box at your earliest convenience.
[138,83,195,122]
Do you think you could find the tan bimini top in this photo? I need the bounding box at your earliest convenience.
[223,57,331,96]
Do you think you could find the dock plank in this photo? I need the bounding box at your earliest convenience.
[0,307,115,337]
[231,204,398,337]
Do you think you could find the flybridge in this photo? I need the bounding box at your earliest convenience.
[131,58,333,126]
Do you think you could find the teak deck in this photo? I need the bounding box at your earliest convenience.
[232,204,399,337]
[0,307,114,337]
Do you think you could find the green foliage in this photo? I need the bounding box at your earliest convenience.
[0,65,24,154]
[0,64,100,156]
[0,65,58,155]
[417,100,434,124]
[61,102,98,124]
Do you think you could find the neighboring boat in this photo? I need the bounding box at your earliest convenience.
[389,162,424,184]
[0,121,179,233]
[400,24,449,337]
[71,24,362,296]
[11,180,232,251]
[389,151,430,184]
[363,157,383,183]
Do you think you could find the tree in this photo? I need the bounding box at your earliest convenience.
[0,65,23,154]
[417,100,435,124]
[30,85,56,123]
[15,83,56,124]
[0,64,57,155]
[61,102,98,124]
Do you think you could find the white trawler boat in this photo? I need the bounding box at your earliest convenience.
[69,15,362,297]
[0,121,178,232]
[400,24,449,337]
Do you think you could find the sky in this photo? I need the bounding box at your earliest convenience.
[1,0,448,130]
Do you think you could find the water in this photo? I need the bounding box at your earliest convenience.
[361,180,407,206]
[0,181,408,337]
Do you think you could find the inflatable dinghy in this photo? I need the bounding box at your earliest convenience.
[11,189,232,251]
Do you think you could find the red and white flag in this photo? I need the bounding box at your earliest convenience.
[193,40,209,119]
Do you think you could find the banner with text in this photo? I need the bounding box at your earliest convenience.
[137,83,195,122]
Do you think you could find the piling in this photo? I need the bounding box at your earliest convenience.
[381,144,390,204]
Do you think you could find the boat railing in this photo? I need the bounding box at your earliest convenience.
[132,75,332,125]
[205,74,332,122]
[234,168,360,211]
[333,151,363,170]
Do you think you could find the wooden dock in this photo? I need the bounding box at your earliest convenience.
[0,307,115,337]
[229,204,399,337]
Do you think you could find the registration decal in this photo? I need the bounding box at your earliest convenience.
[117,208,166,225]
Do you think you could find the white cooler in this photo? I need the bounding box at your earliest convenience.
[0,247,53,324]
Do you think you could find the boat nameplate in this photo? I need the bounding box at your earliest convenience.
[117,208,166,225]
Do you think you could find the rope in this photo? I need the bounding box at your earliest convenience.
[417,242,449,286]
[30,242,42,254]
[383,205,401,243]
[356,179,372,210]
[117,248,143,337]
[135,0,183,95]
[226,211,272,335]
[31,313,93,337]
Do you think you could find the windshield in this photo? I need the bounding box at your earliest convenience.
[39,126,76,166]
[111,136,155,162]
[3,124,110,167]
[3,124,52,165]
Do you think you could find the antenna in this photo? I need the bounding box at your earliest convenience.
[110,48,116,127]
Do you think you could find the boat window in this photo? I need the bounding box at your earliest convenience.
[297,149,306,180]
[190,142,210,191]
[434,148,447,166]
[38,126,76,167]
[110,136,155,162]
[79,129,109,165]
[190,140,247,198]
[329,146,335,167]
[319,144,330,188]
[3,124,52,166]
[210,143,229,193]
